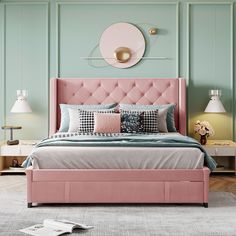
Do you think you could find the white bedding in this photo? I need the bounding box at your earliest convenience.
[31,145,204,170]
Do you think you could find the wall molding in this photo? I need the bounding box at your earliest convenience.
[0,4,6,140]
[187,1,234,80]
[0,1,49,138]
[231,2,235,140]
[176,2,179,77]
[186,2,234,138]
[55,1,179,77]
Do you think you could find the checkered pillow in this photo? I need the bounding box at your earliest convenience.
[78,109,116,132]
[120,109,159,133]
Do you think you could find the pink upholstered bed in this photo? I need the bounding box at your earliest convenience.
[26,78,210,207]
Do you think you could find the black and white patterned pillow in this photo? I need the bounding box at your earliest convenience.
[121,113,144,133]
[120,109,159,133]
[78,109,115,132]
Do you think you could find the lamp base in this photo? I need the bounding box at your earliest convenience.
[7,140,19,145]
[2,126,22,145]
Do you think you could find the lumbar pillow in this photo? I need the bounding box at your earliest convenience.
[94,113,121,133]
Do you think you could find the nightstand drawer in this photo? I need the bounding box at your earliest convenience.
[205,146,236,156]
[20,146,34,156]
[1,146,21,156]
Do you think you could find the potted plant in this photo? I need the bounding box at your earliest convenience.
[194,120,215,145]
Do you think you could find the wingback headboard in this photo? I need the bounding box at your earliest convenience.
[50,78,186,136]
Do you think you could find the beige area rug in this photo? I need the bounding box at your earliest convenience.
[0,175,236,236]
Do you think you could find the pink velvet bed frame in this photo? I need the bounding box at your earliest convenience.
[26,78,209,207]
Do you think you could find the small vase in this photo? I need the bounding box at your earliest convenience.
[200,135,207,145]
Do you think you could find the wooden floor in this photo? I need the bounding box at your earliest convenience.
[210,174,236,196]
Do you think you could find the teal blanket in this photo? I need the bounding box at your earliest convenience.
[24,133,217,171]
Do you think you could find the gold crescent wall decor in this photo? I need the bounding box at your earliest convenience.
[114,47,132,63]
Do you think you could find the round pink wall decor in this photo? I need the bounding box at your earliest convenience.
[99,23,146,68]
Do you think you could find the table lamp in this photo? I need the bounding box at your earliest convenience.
[2,90,32,145]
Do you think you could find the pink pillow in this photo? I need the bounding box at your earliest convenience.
[94,113,121,133]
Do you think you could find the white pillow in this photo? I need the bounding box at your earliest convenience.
[68,108,81,132]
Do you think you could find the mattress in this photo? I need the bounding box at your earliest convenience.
[30,145,204,170]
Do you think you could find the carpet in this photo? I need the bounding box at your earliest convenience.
[0,176,236,236]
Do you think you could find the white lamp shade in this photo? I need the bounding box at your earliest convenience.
[10,98,32,113]
[204,96,226,113]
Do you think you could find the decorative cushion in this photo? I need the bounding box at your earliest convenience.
[121,113,144,133]
[68,108,81,132]
[94,113,121,133]
[119,104,176,132]
[157,108,168,133]
[78,109,116,133]
[120,109,158,133]
[59,103,117,132]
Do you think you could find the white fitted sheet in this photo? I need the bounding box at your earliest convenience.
[31,146,204,169]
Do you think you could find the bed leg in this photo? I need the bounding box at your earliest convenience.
[203,203,208,208]
[27,203,32,208]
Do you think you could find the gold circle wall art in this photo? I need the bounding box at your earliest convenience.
[99,22,146,68]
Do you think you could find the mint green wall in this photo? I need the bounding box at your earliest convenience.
[58,3,178,77]
[187,3,233,140]
[0,0,235,141]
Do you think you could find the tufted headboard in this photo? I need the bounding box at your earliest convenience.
[50,78,186,136]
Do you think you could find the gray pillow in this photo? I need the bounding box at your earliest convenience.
[157,108,168,133]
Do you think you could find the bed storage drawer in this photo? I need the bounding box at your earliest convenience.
[167,181,204,203]
[32,182,66,203]
[32,181,165,203]
[69,182,165,203]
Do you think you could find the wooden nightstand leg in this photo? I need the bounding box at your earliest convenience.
[203,203,208,208]
[234,156,236,176]
[27,203,32,208]
[0,156,4,173]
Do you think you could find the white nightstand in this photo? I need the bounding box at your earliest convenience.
[0,140,39,174]
[203,140,236,175]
